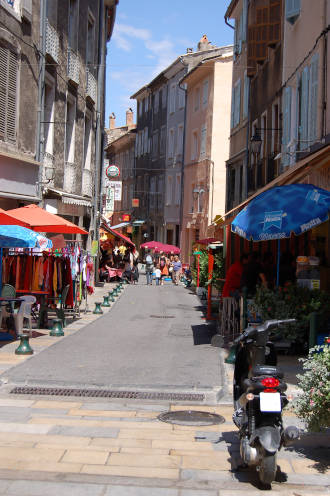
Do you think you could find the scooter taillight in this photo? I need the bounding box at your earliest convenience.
[263,388,277,393]
[261,377,280,388]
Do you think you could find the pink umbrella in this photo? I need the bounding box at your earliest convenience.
[140,240,164,251]
[162,244,180,254]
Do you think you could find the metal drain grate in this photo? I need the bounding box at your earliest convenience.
[10,386,205,401]
[150,315,175,319]
[158,410,225,426]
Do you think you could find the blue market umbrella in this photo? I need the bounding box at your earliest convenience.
[0,225,52,292]
[231,184,330,285]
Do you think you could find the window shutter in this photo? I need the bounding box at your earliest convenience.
[269,0,281,47]
[300,66,309,150]
[230,85,235,128]
[308,54,319,144]
[202,80,208,106]
[285,0,301,24]
[0,46,17,143]
[247,26,256,77]
[234,79,241,127]
[242,0,248,42]
[200,125,207,157]
[243,73,249,119]
[282,86,292,166]
[255,7,268,62]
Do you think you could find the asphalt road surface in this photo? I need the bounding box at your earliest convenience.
[2,282,222,394]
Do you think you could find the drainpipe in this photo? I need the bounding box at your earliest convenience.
[322,0,328,137]
[94,0,107,284]
[224,16,235,30]
[36,0,47,205]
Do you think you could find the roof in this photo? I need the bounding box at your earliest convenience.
[225,0,239,18]
[180,50,233,85]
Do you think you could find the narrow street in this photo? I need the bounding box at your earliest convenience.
[0,282,327,495]
[2,282,222,396]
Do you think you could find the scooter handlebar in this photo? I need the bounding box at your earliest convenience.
[233,319,296,345]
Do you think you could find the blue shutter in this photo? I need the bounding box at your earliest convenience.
[231,86,235,128]
[282,86,292,166]
[300,66,309,150]
[308,54,319,144]
[285,0,301,24]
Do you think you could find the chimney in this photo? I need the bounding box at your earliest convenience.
[126,108,134,128]
[109,112,116,129]
[198,34,211,51]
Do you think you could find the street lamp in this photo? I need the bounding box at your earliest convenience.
[250,130,262,155]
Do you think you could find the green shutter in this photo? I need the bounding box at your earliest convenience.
[308,54,319,144]
[300,66,309,150]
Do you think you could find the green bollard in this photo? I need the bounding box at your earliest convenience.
[225,344,237,364]
[108,291,115,302]
[123,279,128,285]
[50,319,65,337]
[93,302,103,314]
[112,288,118,297]
[101,295,110,307]
[15,334,34,355]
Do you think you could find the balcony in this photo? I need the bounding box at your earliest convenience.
[86,69,97,103]
[63,161,79,194]
[45,19,59,63]
[67,48,80,86]
[82,168,93,197]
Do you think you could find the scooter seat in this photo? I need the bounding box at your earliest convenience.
[252,365,284,379]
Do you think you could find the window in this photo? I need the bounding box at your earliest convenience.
[198,189,205,213]
[309,54,319,145]
[231,79,241,128]
[297,66,309,151]
[152,131,159,159]
[138,100,142,117]
[143,127,148,154]
[243,71,249,119]
[194,87,200,111]
[46,0,58,27]
[166,175,173,205]
[150,176,156,209]
[271,103,279,153]
[202,79,209,107]
[0,43,18,144]
[191,131,198,160]
[175,174,181,205]
[86,15,95,68]
[260,113,267,159]
[83,112,92,170]
[44,77,55,160]
[145,95,149,113]
[68,0,79,51]
[234,0,247,58]
[178,85,185,109]
[168,128,175,158]
[200,125,207,157]
[162,85,167,108]
[160,126,166,156]
[157,176,164,210]
[285,0,300,24]
[154,91,159,113]
[170,84,176,113]
[65,96,76,163]
[177,125,184,156]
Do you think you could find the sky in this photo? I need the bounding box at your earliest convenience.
[105,0,234,128]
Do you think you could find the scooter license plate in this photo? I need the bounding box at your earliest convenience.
[259,392,281,412]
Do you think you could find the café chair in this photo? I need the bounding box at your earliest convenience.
[13,296,36,336]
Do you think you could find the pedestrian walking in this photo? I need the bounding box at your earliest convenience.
[159,251,168,285]
[155,265,161,286]
[172,255,182,285]
[145,251,154,285]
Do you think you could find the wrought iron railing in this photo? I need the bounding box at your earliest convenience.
[63,161,78,194]
[86,69,97,103]
[45,19,59,63]
[82,168,93,197]
[67,48,80,85]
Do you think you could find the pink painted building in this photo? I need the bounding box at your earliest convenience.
[180,46,233,263]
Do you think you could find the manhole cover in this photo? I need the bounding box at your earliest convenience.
[158,410,225,426]
[150,315,175,319]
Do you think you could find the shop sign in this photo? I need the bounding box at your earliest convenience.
[106,164,120,178]
[132,198,139,207]
[122,214,131,222]
[108,180,122,201]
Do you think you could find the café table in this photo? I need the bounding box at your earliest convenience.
[16,290,49,328]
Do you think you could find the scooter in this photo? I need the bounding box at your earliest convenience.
[231,319,300,486]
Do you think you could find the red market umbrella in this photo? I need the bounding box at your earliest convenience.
[194,237,217,246]
[0,208,29,228]
[140,240,163,251]
[161,244,180,254]
[7,204,88,234]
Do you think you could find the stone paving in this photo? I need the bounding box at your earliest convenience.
[0,282,327,494]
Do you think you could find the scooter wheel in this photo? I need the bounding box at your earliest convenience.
[258,450,277,486]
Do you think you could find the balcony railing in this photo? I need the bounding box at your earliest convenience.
[82,168,93,197]
[45,19,59,63]
[86,69,97,103]
[67,48,80,85]
[63,161,78,194]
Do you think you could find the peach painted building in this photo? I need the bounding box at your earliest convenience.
[180,47,233,264]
